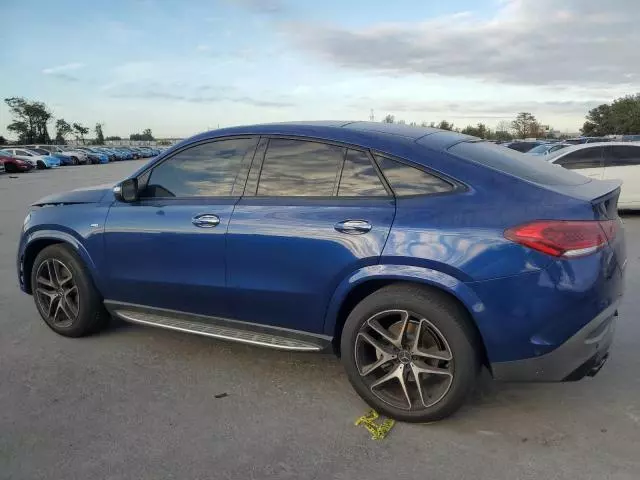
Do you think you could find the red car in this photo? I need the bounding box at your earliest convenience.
[0,151,34,173]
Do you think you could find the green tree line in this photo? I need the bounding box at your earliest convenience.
[380,93,640,139]
[381,112,546,140]
[3,97,154,145]
[581,94,640,136]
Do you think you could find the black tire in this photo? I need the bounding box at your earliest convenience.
[71,156,79,165]
[340,284,480,423]
[5,164,17,173]
[31,244,110,337]
[36,161,46,170]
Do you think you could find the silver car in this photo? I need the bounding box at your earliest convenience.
[28,145,89,164]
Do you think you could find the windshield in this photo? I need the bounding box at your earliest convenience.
[30,148,50,155]
[526,144,552,154]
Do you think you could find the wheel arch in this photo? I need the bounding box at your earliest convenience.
[21,231,98,295]
[325,265,490,369]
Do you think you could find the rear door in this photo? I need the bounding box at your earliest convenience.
[553,146,604,180]
[226,138,395,333]
[602,145,640,208]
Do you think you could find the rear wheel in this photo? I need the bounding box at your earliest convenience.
[341,284,480,422]
[31,244,110,337]
[5,164,17,173]
[71,156,79,165]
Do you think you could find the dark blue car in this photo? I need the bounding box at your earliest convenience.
[16,122,625,422]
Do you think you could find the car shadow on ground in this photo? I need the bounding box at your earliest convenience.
[94,315,623,436]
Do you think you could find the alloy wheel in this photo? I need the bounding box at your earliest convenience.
[354,309,454,411]
[35,259,80,328]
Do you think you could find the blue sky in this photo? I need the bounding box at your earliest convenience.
[1,0,638,138]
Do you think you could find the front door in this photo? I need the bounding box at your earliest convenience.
[226,139,395,333]
[103,137,258,318]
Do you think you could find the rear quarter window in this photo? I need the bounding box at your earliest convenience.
[449,141,589,186]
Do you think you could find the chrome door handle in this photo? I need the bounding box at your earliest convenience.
[192,214,220,228]
[335,220,372,234]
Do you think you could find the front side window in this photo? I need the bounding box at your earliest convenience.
[555,147,602,170]
[338,149,388,197]
[375,155,453,196]
[257,139,344,196]
[144,138,257,198]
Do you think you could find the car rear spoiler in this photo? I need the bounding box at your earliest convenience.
[544,179,622,203]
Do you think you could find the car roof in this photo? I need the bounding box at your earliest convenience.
[546,141,640,159]
[186,121,475,153]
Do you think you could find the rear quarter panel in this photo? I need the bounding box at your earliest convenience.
[378,148,593,282]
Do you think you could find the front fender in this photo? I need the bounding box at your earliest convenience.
[322,264,486,337]
[19,226,105,294]
[24,229,96,267]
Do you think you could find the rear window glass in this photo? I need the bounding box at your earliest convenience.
[449,141,589,186]
[375,155,453,196]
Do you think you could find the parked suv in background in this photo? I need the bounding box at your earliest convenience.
[546,142,640,209]
[565,137,612,145]
[17,122,625,422]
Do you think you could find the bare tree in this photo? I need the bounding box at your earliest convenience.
[511,112,541,139]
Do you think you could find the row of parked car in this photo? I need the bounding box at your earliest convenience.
[501,135,640,155]
[0,144,163,173]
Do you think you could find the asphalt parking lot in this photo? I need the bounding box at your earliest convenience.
[1,161,639,480]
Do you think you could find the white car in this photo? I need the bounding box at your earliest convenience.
[2,148,61,169]
[28,144,89,164]
[546,142,640,209]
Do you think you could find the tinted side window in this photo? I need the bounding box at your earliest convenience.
[605,146,640,167]
[555,147,602,170]
[257,139,343,196]
[338,150,388,197]
[145,138,257,198]
[375,155,453,196]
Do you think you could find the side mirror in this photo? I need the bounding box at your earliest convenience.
[114,178,139,202]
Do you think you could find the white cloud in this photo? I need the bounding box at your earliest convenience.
[42,63,84,75]
[196,44,212,52]
[284,0,640,87]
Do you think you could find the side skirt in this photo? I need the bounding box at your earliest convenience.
[104,301,332,352]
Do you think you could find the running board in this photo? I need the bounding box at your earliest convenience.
[105,302,331,352]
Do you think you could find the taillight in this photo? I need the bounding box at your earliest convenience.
[505,220,617,258]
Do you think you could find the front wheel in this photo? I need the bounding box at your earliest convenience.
[340,284,481,423]
[31,244,110,337]
[36,161,46,170]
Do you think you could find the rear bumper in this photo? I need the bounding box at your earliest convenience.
[491,301,618,382]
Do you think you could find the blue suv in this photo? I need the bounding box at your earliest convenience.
[17,122,625,422]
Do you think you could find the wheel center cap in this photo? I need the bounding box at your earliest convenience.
[397,350,412,364]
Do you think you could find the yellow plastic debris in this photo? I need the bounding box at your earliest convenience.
[355,409,395,440]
